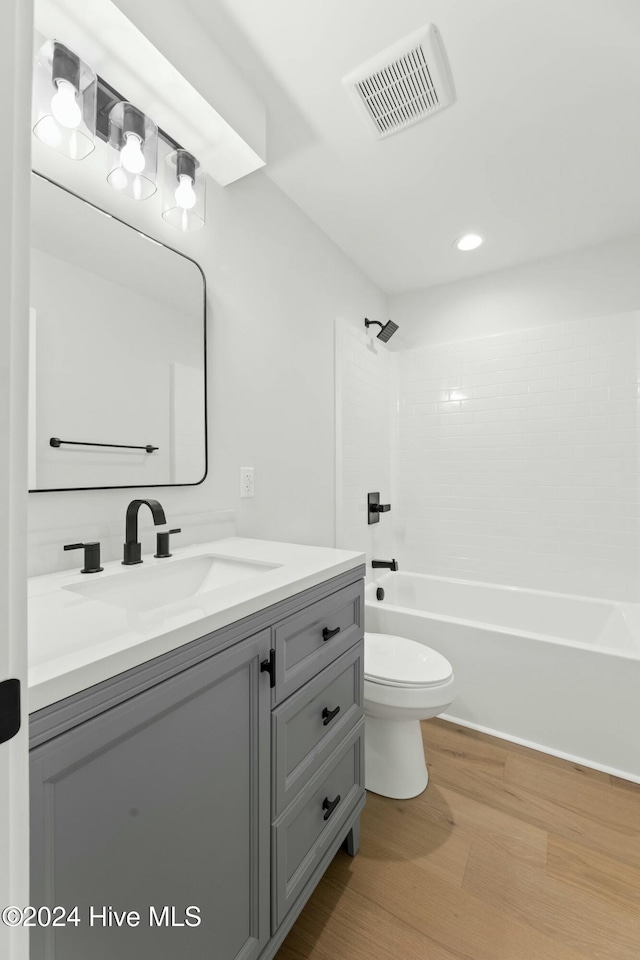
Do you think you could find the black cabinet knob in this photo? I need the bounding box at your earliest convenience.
[322,626,341,642]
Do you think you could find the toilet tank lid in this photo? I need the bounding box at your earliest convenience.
[364,632,453,686]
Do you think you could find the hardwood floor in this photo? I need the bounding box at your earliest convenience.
[275,719,640,960]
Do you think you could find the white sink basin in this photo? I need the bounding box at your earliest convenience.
[63,555,279,614]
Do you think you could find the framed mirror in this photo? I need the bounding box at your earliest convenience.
[28,172,207,491]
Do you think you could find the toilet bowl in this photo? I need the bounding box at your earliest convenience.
[364,631,455,799]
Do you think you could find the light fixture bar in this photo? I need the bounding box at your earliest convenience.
[95,75,181,152]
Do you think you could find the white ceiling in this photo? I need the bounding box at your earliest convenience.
[182,0,640,294]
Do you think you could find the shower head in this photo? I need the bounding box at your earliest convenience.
[364,317,399,342]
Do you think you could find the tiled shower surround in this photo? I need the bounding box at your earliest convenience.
[337,312,640,601]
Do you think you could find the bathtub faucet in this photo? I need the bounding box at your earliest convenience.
[371,559,399,571]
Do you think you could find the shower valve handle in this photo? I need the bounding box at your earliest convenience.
[368,492,391,525]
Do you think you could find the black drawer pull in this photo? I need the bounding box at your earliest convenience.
[322,626,341,642]
[322,794,341,821]
[322,705,341,726]
[260,650,276,688]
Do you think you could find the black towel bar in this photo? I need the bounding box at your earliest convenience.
[50,437,158,453]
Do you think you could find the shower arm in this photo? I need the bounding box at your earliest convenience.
[364,316,399,343]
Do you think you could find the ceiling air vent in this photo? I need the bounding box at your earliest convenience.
[343,24,455,139]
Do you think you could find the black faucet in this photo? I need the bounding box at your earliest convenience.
[371,559,399,571]
[122,499,167,565]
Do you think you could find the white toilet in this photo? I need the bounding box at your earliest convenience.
[364,632,456,799]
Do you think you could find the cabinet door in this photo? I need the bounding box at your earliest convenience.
[30,629,271,960]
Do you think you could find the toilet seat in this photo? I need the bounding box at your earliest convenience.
[364,632,453,688]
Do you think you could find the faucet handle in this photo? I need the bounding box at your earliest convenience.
[154,529,181,559]
[64,542,104,574]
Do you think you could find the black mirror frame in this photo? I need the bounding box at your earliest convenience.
[28,170,208,493]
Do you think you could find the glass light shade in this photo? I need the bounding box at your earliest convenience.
[107,102,158,201]
[161,149,206,232]
[32,40,96,160]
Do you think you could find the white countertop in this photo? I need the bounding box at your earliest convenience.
[28,538,365,713]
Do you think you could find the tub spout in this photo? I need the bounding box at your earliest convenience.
[371,559,398,571]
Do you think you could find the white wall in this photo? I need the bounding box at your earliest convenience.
[29,136,385,575]
[390,235,640,349]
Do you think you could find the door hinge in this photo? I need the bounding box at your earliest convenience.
[260,650,276,688]
[0,679,21,745]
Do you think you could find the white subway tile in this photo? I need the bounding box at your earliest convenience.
[340,316,640,601]
[574,387,609,403]
[557,345,590,363]
[529,378,558,393]
[608,384,639,401]
[542,334,575,351]
[574,356,609,375]
[499,355,529,371]
[557,374,592,390]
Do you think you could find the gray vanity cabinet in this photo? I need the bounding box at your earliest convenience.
[29,568,366,960]
[30,628,272,960]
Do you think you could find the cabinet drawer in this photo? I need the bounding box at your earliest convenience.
[273,581,363,702]
[272,718,364,930]
[272,641,363,816]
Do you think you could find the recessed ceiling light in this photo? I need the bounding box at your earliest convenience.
[454,233,484,252]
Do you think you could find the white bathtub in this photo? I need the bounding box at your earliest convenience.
[365,572,640,782]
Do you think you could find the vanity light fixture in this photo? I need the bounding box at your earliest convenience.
[32,40,97,160]
[107,102,158,200]
[453,233,484,251]
[33,37,206,225]
[161,149,206,232]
